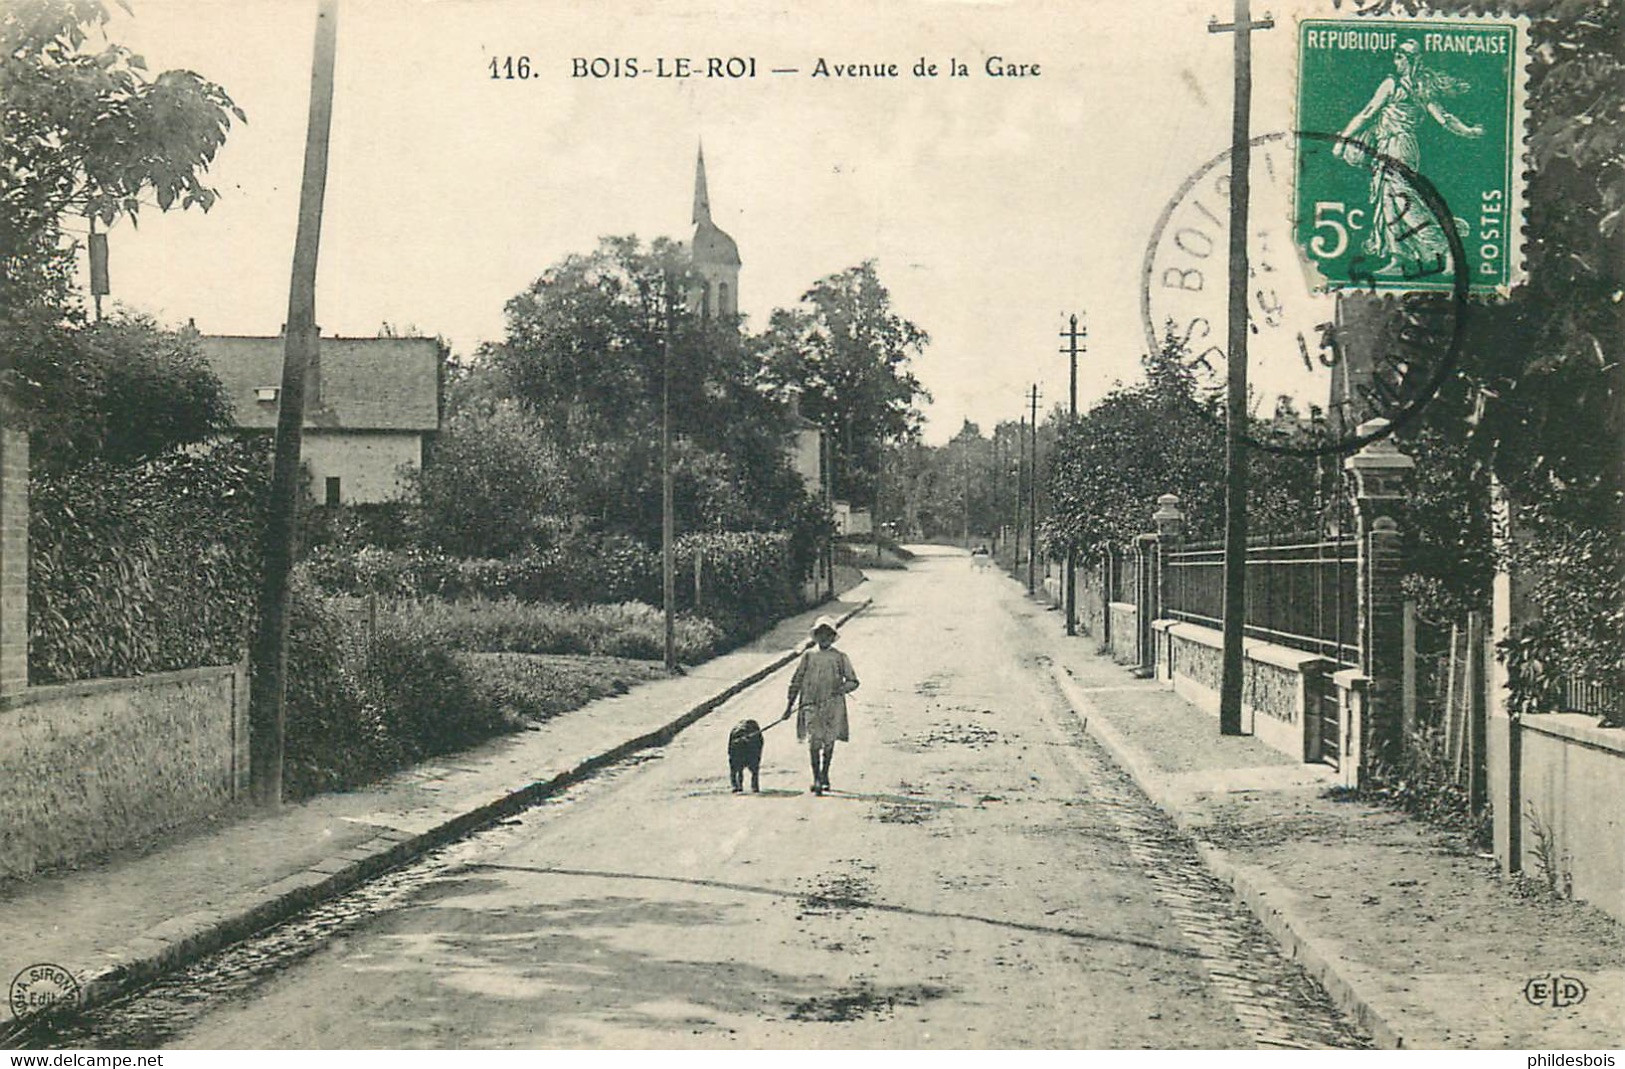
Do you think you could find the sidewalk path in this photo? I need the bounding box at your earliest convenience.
[0,583,880,1034]
[1013,584,1624,1050]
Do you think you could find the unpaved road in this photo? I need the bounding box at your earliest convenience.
[51,549,1368,1049]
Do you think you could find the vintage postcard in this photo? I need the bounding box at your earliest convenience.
[3,0,1619,1057]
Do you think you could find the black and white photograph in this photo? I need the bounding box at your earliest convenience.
[0,0,1621,1054]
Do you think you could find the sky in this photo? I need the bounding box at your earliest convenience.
[85,0,1355,444]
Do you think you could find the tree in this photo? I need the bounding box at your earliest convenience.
[14,312,232,473]
[758,261,929,508]
[1044,334,1319,563]
[1,0,242,251]
[480,235,810,543]
[408,389,570,559]
[2,0,244,442]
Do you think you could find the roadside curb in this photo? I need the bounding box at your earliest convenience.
[1047,662,1426,1050]
[12,598,871,1040]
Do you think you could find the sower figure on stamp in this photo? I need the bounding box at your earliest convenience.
[782,615,860,796]
[1335,38,1483,276]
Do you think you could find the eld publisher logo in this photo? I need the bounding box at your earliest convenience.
[1524,974,1588,1008]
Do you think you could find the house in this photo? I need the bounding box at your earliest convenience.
[193,332,442,505]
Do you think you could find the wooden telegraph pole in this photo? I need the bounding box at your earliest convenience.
[1015,411,1026,575]
[661,276,677,672]
[1210,0,1272,736]
[1027,384,1040,595]
[1060,314,1086,635]
[249,0,339,805]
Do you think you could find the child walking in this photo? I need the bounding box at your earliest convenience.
[781,615,860,795]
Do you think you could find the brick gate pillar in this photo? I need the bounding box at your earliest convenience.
[0,416,28,699]
[1345,418,1414,773]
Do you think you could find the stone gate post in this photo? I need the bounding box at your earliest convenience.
[1152,493,1185,680]
[1345,418,1414,773]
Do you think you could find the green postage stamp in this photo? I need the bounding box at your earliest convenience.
[1296,16,1528,296]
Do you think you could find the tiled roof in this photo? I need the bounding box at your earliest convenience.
[196,335,441,432]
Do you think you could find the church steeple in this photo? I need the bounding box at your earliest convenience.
[693,143,712,227]
[686,141,740,319]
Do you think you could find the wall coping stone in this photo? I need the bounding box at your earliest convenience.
[1332,667,1370,688]
[2,662,244,713]
[1161,620,1338,674]
[1521,712,1625,758]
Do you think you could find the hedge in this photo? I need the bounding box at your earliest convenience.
[29,439,266,683]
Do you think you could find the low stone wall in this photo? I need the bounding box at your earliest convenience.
[1109,602,1138,665]
[1153,620,1332,762]
[1510,714,1624,923]
[0,663,249,880]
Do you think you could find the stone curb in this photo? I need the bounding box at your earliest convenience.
[1047,661,1433,1051]
[6,598,871,1041]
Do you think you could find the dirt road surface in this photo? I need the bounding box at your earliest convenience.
[54,549,1369,1049]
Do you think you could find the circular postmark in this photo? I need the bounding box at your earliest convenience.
[9,962,82,1020]
[1141,130,1468,457]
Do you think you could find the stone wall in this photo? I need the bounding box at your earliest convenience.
[1155,620,1331,762]
[0,664,249,880]
[1497,714,1625,924]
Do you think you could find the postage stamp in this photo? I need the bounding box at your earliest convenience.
[1141,130,1466,457]
[1295,16,1529,296]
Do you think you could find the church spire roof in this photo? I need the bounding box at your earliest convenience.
[689,141,740,267]
[692,143,711,226]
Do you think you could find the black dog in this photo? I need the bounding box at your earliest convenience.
[728,719,764,793]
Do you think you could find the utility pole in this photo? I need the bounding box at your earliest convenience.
[661,276,676,672]
[249,0,338,806]
[1028,384,1040,595]
[1015,413,1025,576]
[1060,314,1086,636]
[1210,0,1273,735]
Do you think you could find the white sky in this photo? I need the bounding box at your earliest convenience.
[86,0,1341,444]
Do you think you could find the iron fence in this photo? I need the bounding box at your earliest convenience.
[1558,674,1622,719]
[1163,532,1358,664]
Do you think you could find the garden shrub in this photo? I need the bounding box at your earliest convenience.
[1357,723,1491,849]
[1498,507,1623,723]
[282,579,384,798]
[675,530,799,641]
[356,613,513,761]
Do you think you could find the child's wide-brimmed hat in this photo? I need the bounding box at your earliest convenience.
[811,615,840,637]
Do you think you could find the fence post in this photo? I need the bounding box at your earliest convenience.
[0,415,28,700]
[1344,419,1414,775]
[1134,533,1157,677]
[1153,494,1185,680]
[1101,545,1115,653]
